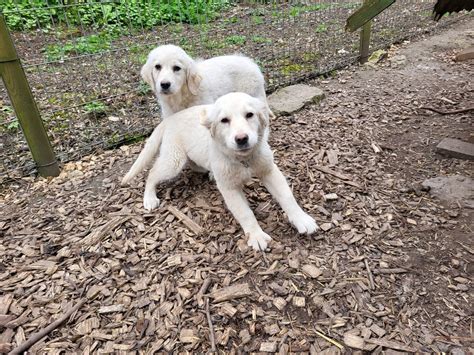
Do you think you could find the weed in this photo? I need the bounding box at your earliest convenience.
[281,64,304,75]
[84,101,107,116]
[315,23,328,33]
[252,16,264,25]
[45,33,113,61]
[225,35,246,46]
[138,81,152,96]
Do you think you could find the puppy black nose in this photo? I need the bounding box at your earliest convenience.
[160,82,171,90]
[235,134,249,146]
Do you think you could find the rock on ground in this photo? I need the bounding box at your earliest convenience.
[268,84,324,116]
[422,175,474,208]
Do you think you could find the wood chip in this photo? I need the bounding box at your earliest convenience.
[344,333,365,349]
[260,342,277,352]
[210,283,252,302]
[292,296,306,307]
[365,338,417,352]
[98,305,125,314]
[301,264,322,278]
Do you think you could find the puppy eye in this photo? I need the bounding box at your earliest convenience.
[155,64,161,70]
[173,66,181,72]
[245,112,254,119]
[221,117,230,124]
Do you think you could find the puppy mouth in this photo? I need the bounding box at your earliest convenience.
[160,89,172,95]
[234,146,253,155]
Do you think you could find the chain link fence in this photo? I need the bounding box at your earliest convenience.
[0,0,462,181]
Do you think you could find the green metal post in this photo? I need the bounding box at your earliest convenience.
[0,14,60,177]
[359,0,372,64]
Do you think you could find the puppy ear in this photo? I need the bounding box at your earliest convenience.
[140,61,154,92]
[186,61,202,95]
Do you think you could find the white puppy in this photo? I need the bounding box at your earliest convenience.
[122,93,318,250]
[141,45,271,119]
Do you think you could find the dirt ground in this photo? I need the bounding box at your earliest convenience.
[0,17,473,354]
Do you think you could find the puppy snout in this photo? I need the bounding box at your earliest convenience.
[160,81,171,90]
[235,134,249,147]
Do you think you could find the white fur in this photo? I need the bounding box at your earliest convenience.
[141,44,273,119]
[122,93,317,251]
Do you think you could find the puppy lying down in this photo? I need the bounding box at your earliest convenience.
[122,93,318,250]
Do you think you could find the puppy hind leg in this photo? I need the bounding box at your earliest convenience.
[143,150,187,211]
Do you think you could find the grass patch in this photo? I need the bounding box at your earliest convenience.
[225,35,247,46]
[44,32,114,61]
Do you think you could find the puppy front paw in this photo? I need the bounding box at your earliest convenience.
[289,212,319,235]
[247,231,272,251]
[143,194,160,211]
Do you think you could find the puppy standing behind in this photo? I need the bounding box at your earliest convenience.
[122,93,318,250]
[141,44,272,119]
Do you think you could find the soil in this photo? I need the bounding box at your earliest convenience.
[0,15,473,355]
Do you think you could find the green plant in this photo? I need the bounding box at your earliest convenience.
[138,81,152,96]
[315,23,328,33]
[45,33,113,61]
[252,16,264,25]
[84,101,107,116]
[225,35,246,46]
[3,0,230,31]
[0,105,18,132]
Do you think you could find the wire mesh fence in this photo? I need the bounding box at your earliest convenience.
[0,0,464,181]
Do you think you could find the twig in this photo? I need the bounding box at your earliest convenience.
[314,330,344,350]
[314,166,363,189]
[196,278,212,307]
[205,298,217,353]
[419,106,474,115]
[167,205,204,235]
[364,259,375,290]
[373,268,408,274]
[9,298,87,355]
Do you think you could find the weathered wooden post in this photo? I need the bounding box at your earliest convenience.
[359,0,372,64]
[0,14,60,177]
[345,0,396,64]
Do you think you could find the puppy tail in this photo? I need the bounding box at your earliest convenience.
[121,123,165,185]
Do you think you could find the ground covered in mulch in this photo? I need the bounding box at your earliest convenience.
[0,0,441,178]
[1,17,473,354]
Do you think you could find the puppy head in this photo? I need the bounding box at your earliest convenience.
[201,93,269,157]
[140,45,201,96]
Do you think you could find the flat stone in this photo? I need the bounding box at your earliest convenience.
[422,175,473,208]
[436,138,474,161]
[268,84,324,116]
[455,47,474,62]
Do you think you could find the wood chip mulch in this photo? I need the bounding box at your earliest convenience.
[1,18,473,354]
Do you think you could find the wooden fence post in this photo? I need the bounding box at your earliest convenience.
[359,0,372,63]
[0,14,59,177]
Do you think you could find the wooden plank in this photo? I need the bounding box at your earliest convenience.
[346,0,396,33]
